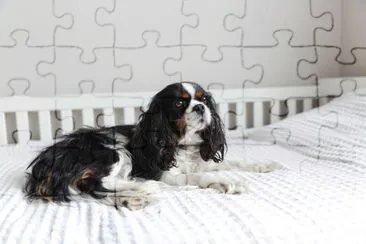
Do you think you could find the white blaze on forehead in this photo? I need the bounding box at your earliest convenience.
[182,82,195,98]
[185,99,200,113]
[182,82,198,113]
[181,82,212,133]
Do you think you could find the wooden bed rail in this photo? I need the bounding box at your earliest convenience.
[0,85,320,145]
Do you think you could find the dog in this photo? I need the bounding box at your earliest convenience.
[24,82,280,210]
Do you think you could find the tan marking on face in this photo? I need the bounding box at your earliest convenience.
[195,90,204,99]
[176,116,187,131]
[180,92,190,98]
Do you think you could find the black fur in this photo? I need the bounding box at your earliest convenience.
[24,126,132,202]
[23,82,227,202]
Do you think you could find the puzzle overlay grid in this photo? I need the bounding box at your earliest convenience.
[1,0,366,96]
[1,0,366,162]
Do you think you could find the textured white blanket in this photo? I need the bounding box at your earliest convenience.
[250,92,366,169]
[1,93,366,243]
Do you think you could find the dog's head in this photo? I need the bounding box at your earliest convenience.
[132,82,227,173]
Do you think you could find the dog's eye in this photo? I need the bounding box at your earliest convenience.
[175,100,184,108]
[201,96,208,103]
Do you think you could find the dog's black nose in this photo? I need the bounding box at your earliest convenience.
[193,104,205,115]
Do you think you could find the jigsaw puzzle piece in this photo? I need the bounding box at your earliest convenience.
[37,47,132,96]
[95,100,144,128]
[269,96,316,123]
[2,84,33,145]
[102,80,148,127]
[53,104,77,137]
[164,45,263,88]
[115,32,180,92]
[298,47,366,82]
[11,130,33,145]
[224,0,332,46]
[0,31,54,97]
[96,0,197,47]
[241,30,317,87]
[331,0,366,63]
[238,97,305,144]
[9,113,75,146]
[247,95,338,150]
[61,80,146,129]
[204,83,236,130]
[340,49,366,77]
[7,80,31,97]
[52,80,102,130]
[250,110,336,152]
[220,101,254,141]
[316,111,339,161]
[318,77,366,99]
[54,0,114,63]
[181,0,244,61]
[314,89,366,166]
[0,0,72,46]
[313,0,366,63]
[311,0,341,48]
[73,80,101,128]
[298,47,341,80]
[1,80,50,145]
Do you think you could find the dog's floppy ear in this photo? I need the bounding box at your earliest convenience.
[199,95,227,163]
[130,97,178,179]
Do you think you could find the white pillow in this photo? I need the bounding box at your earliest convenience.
[249,91,366,166]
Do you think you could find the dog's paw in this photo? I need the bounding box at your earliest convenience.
[207,182,248,194]
[135,180,161,195]
[226,160,283,173]
[116,194,150,211]
[106,188,157,211]
[252,161,282,173]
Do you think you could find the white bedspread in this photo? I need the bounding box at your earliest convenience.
[1,92,366,244]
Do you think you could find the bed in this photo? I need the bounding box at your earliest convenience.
[1,77,366,244]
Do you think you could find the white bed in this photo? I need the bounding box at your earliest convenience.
[1,78,366,244]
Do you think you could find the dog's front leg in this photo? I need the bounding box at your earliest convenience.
[201,160,283,173]
[98,178,160,211]
[160,171,247,194]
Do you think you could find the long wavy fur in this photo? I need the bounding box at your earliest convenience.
[23,127,125,202]
[199,95,227,162]
[130,97,179,180]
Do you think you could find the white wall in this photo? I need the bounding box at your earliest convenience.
[340,0,366,76]
[0,0,365,97]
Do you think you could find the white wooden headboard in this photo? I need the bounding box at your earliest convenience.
[1,76,365,145]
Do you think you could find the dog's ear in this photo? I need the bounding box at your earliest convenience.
[130,98,178,178]
[199,96,227,163]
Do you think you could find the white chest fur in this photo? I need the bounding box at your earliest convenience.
[173,133,207,174]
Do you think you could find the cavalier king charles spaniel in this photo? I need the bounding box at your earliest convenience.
[24,82,281,210]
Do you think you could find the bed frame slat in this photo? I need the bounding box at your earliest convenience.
[303,98,313,111]
[0,83,329,144]
[39,111,52,141]
[0,112,8,145]
[82,109,95,127]
[15,111,30,144]
[235,102,247,130]
[102,108,115,127]
[319,97,329,106]
[254,102,264,128]
[123,107,135,125]
[287,99,297,116]
[270,100,280,123]
[218,103,229,129]
[60,110,74,134]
